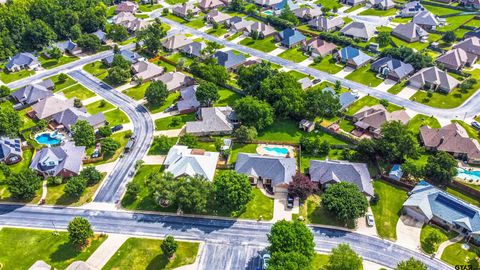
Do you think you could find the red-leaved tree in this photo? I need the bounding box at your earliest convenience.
[287,172,318,200]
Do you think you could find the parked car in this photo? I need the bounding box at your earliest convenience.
[262,254,271,270]
[366,213,375,227]
[111,124,123,132]
[287,194,294,209]
[472,121,480,130]
[164,104,177,113]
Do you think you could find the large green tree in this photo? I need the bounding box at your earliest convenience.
[213,170,252,213]
[107,24,130,42]
[7,169,42,201]
[68,217,94,248]
[321,182,368,223]
[260,72,305,118]
[237,61,277,96]
[145,81,169,106]
[279,5,299,25]
[325,244,362,270]
[196,81,220,106]
[304,87,341,119]
[80,166,102,186]
[137,19,167,54]
[0,106,22,137]
[106,66,131,85]
[71,120,96,147]
[101,137,120,157]
[189,60,229,85]
[175,175,212,213]
[64,176,87,198]
[376,121,419,163]
[268,251,311,270]
[424,151,457,185]
[23,19,57,50]
[268,220,315,259]
[234,96,274,130]
[77,33,101,52]
[395,258,427,270]
[161,236,178,259]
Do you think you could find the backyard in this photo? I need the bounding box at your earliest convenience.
[406,114,441,136]
[441,242,479,267]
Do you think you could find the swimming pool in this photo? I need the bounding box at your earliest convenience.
[262,10,274,16]
[35,132,64,145]
[264,146,289,156]
[456,167,480,182]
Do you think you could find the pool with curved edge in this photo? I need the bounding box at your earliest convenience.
[263,146,289,156]
[456,167,480,182]
[35,133,63,145]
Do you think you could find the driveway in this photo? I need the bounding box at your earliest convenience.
[374,79,396,92]
[356,207,377,237]
[142,155,166,165]
[334,67,355,78]
[299,58,314,67]
[396,215,424,251]
[272,192,299,222]
[397,85,418,99]
[269,47,287,56]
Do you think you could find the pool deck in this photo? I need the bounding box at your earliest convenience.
[455,166,480,185]
[256,144,296,158]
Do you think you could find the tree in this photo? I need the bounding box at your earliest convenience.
[175,175,212,212]
[234,96,274,130]
[79,5,107,33]
[424,151,457,185]
[125,181,140,199]
[402,158,424,180]
[304,87,341,119]
[260,72,305,118]
[0,85,10,98]
[47,46,62,60]
[230,0,246,11]
[23,19,57,50]
[442,31,456,44]
[213,170,253,213]
[268,220,315,259]
[202,41,222,56]
[423,230,442,254]
[279,5,299,26]
[145,81,169,106]
[137,19,167,53]
[74,98,83,108]
[80,166,102,186]
[234,125,257,142]
[237,61,277,96]
[300,135,330,156]
[178,134,198,148]
[161,236,178,259]
[101,137,120,157]
[395,258,427,270]
[321,182,368,223]
[0,106,22,137]
[189,60,229,85]
[151,135,174,154]
[268,251,311,270]
[245,3,258,15]
[377,31,392,47]
[72,120,96,147]
[376,121,419,163]
[288,172,318,200]
[68,217,93,248]
[58,73,69,84]
[97,126,112,138]
[106,66,130,85]
[111,53,131,70]
[77,33,101,53]
[196,81,219,106]
[325,244,362,270]
[147,171,178,206]
[64,176,87,197]
[107,24,129,42]
[7,169,41,200]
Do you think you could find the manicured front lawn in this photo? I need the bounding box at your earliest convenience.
[314,0,342,9]
[0,227,106,270]
[154,113,196,131]
[206,26,229,37]
[166,0,188,4]
[441,242,479,267]
[287,70,308,80]
[86,100,115,114]
[183,18,206,29]
[146,91,180,114]
[410,84,477,108]
[407,114,440,136]
[238,188,274,220]
[148,136,178,155]
[345,64,383,87]
[239,36,277,53]
[465,19,480,28]
[216,88,243,106]
[38,55,79,69]
[123,81,151,100]
[0,69,34,83]
[423,2,461,16]
[104,108,130,126]
[345,4,364,13]
[103,237,199,270]
[83,61,109,81]
[229,143,258,164]
[309,55,344,74]
[345,96,402,115]
[138,3,163,12]
[370,180,408,240]
[299,195,355,228]
[420,224,458,254]
[49,74,77,91]
[387,81,407,95]
[45,174,106,206]
[278,47,308,63]
[358,8,398,16]
[61,84,96,100]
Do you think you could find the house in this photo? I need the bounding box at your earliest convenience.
[254,0,283,8]
[391,22,429,43]
[321,87,358,110]
[235,153,296,194]
[30,141,85,178]
[298,77,313,90]
[276,28,306,48]
[113,12,150,32]
[52,107,106,131]
[293,7,322,21]
[409,66,460,93]
[419,123,480,164]
[126,18,151,32]
[388,164,403,181]
[200,0,225,11]
[465,29,480,39]
[0,137,22,165]
[132,60,165,82]
[436,48,477,71]
[453,37,480,58]
[92,29,107,44]
[29,260,51,270]
[301,37,337,57]
[309,160,374,197]
[341,0,365,6]
[205,10,232,24]
[214,50,247,71]
[51,40,82,56]
[299,119,315,132]
[229,17,254,33]
[243,22,277,38]
[186,106,237,136]
[352,105,410,137]
[30,95,75,120]
[461,0,480,8]
[5,53,40,72]
[308,16,344,32]
[337,46,372,69]
[399,1,425,17]
[412,11,443,30]
[11,79,54,106]
[340,22,376,41]
[157,72,194,91]
[162,34,194,52]
[115,1,138,14]
[369,0,395,9]
[113,11,136,25]
[177,85,200,114]
[403,181,480,244]
[103,49,143,66]
[172,3,200,19]
[164,145,219,181]
[370,57,414,81]
[179,41,206,58]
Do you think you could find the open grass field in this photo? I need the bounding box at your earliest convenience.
[0,69,34,83]
[155,113,196,131]
[239,36,278,53]
[345,96,402,115]
[309,55,344,74]
[278,47,308,63]
[39,55,79,70]
[345,64,383,87]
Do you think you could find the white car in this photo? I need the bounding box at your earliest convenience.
[366,213,375,227]
[262,254,271,270]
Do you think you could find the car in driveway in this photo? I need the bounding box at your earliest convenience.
[366,213,375,227]
[472,121,480,130]
[287,194,294,209]
[262,254,270,270]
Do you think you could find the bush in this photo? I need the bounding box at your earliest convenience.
[161,236,178,258]
[58,73,68,84]
[68,217,93,248]
[178,134,198,148]
[101,137,120,157]
[47,176,63,186]
[98,126,112,138]
[64,176,87,198]
[125,182,140,199]
[80,166,102,186]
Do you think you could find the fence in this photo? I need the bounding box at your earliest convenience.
[379,175,414,191]
[449,179,480,199]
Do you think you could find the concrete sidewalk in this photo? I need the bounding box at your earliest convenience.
[435,234,464,258]
[86,233,129,269]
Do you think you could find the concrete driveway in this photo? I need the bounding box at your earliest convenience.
[396,215,424,251]
[334,67,355,78]
[272,193,299,221]
[397,85,418,99]
[269,47,287,56]
[374,79,396,92]
[356,207,378,237]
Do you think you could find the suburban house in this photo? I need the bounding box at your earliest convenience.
[205,10,232,24]
[465,29,480,39]
[461,0,480,8]
[103,49,143,66]
[409,66,460,93]
[309,160,374,197]
[436,48,477,71]
[293,7,322,21]
[254,0,283,7]
[0,137,22,165]
[368,0,395,9]
[399,1,425,17]
[341,0,365,6]
[52,107,106,132]
[340,22,376,41]
[113,11,136,25]
[30,95,75,120]
[30,142,85,178]
[419,123,480,164]
[229,17,254,33]
[115,1,138,14]
[337,46,372,69]
[243,22,277,38]
[92,29,107,44]
[172,3,200,19]
[199,0,225,10]
[308,16,344,32]
[276,28,306,48]
[6,53,40,72]
[453,37,480,58]
[164,145,219,181]
[132,60,165,82]
[235,153,296,194]
[157,72,194,91]
[162,34,194,52]
[352,105,410,138]
[186,106,237,136]
[179,41,206,58]
[177,85,200,114]
[412,11,443,30]
[298,77,313,90]
[301,37,337,57]
[391,22,429,43]
[370,57,414,81]
[113,12,150,32]
[214,50,247,71]
[11,79,55,107]
[322,87,358,110]
[51,40,82,56]
[403,181,480,244]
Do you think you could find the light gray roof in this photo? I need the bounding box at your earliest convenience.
[371,57,414,80]
[309,160,374,196]
[453,36,480,57]
[6,52,39,70]
[132,60,164,81]
[0,137,22,161]
[162,34,194,51]
[157,72,194,91]
[30,141,85,176]
[179,41,206,57]
[177,85,200,112]
[246,22,276,37]
[293,7,322,19]
[186,106,235,134]
[31,95,75,119]
[172,2,200,16]
[412,11,439,27]
[400,1,424,17]
[29,260,51,270]
[436,48,477,69]
[52,107,106,131]
[409,66,460,92]
[235,153,296,187]
[308,16,344,31]
[392,22,428,41]
[11,79,54,105]
[340,22,376,40]
[53,40,78,52]
[92,29,107,42]
[103,49,142,65]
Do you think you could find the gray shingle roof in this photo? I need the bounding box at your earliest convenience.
[31,95,75,119]
[453,36,480,57]
[214,50,246,69]
[103,50,142,65]
[179,41,206,57]
[30,141,85,176]
[409,66,460,92]
[52,107,106,131]
[235,153,296,187]
[340,22,376,40]
[177,85,200,112]
[412,11,439,27]
[308,16,344,31]
[391,22,428,42]
[186,106,235,134]
[371,57,414,80]
[12,79,54,106]
[6,53,39,70]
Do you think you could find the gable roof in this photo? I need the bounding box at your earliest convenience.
[103,49,142,65]
[304,37,337,56]
[200,0,224,9]
[157,72,194,91]
[92,29,107,42]
[132,60,164,81]
[339,46,372,66]
[214,50,246,69]
[12,80,54,105]
[235,153,296,187]
[179,41,206,57]
[113,11,136,25]
[177,85,200,112]
[340,22,376,40]
[453,36,480,57]
[371,57,414,79]
[30,141,85,176]
[172,2,200,16]
[412,11,439,27]
[409,66,460,91]
[278,28,306,46]
[186,106,235,134]
[31,95,75,119]
[308,16,344,31]
[293,7,322,19]
[165,145,219,181]
[353,104,410,132]
[392,22,429,41]
[162,34,194,50]
[400,1,425,16]
[52,107,106,131]
[206,10,231,23]
[116,1,138,13]
[246,21,277,36]
[6,53,39,70]
[436,48,477,69]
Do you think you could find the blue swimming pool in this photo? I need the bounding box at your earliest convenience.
[262,10,274,16]
[457,167,480,181]
[264,146,289,156]
[35,132,63,145]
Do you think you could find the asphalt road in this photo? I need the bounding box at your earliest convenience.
[68,70,154,203]
[0,204,452,270]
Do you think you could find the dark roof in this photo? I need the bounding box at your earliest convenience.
[278,28,306,46]
[371,57,414,79]
[214,50,246,69]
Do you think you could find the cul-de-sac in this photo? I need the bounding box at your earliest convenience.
[0,0,480,269]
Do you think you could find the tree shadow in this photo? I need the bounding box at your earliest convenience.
[146,254,168,270]
[55,193,80,206]
[49,241,80,263]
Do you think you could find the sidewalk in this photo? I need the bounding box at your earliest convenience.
[435,234,464,258]
[85,233,129,269]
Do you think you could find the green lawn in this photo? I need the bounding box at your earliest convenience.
[420,224,458,254]
[155,59,177,73]
[38,55,79,69]
[45,174,105,206]
[226,32,242,41]
[0,227,107,270]
[391,36,430,51]
[438,15,475,32]
[278,47,308,63]
[410,86,477,109]
[465,19,480,28]
[370,180,408,240]
[311,254,330,270]
[96,131,132,165]
[407,114,440,136]
[146,91,180,114]
[345,4,364,13]
[164,13,188,23]
[105,108,130,126]
[238,188,274,220]
[391,17,411,23]
[345,64,383,87]
[206,26,229,37]
[103,238,199,270]
[164,53,194,67]
[61,84,96,100]
[0,69,34,83]
[387,81,407,95]
[184,18,206,29]
[154,113,196,131]
[86,100,115,114]
[49,74,77,91]
[300,149,345,173]
[239,36,277,53]
[0,147,34,203]
[299,195,355,228]
[138,4,163,12]
[83,61,109,81]
[423,2,461,16]
[345,96,402,115]
[229,143,258,164]
[148,136,178,155]
[215,88,243,107]
[314,0,342,9]
[166,0,188,4]
[441,242,479,267]
[123,81,151,100]
[309,55,344,74]
[358,8,398,16]
[287,70,308,80]
[451,120,479,140]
